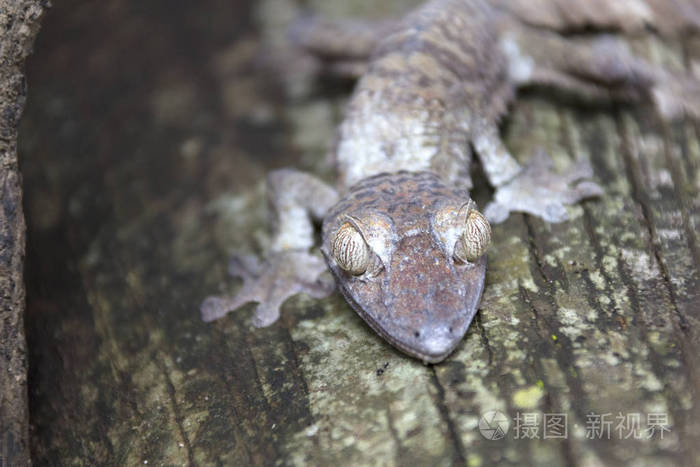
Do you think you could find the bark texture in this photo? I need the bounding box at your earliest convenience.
[0,1,44,466]
[20,0,700,465]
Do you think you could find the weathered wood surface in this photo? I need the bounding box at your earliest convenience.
[20,0,700,465]
[0,1,44,466]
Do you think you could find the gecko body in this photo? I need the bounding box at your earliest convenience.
[202,0,700,363]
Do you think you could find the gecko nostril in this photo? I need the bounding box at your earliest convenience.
[414,330,420,338]
[448,327,453,334]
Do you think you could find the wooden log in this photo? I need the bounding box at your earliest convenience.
[20,0,700,465]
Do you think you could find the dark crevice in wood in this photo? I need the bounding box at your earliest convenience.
[529,329,577,467]
[580,209,603,268]
[616,111,700,460]
[281,324,313,415]
[428,368,466,465]
[615,113,690,333]
[540,390,578,467]
[615,251,689,464]
[384,409,404,462]
[559,427,577,467]
[517,284,587,422]
[474,311,493,367]
[661,121,700,274]
[156,355,195,467]
[212,328,257,466]
[522,216,550,284]
[520,216,591,424]
[686,119,700,184]
[241,331,285,463]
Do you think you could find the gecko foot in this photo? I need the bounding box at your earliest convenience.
[484,150,603,223]
[201,250,335,327]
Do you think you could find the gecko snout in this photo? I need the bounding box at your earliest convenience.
[416,324,463,362]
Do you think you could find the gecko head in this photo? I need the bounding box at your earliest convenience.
[321,172,488,363]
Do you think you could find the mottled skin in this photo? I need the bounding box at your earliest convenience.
[202,0,700,363]
[322,172,487,361]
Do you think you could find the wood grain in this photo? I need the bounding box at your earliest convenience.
[20,0,699,465]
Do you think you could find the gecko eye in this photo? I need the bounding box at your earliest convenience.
[332,222,371,275]
[454,209,491,263]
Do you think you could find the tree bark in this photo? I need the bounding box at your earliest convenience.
[0,1,45,466]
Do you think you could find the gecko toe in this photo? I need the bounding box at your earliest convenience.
[543,202,569,223]
[227,253,263,281]
[251,302,281,328]
[488,153,602,222]
[201,296,234,323]
[573,180,604,199]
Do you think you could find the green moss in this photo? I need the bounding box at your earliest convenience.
[512,385,545,409]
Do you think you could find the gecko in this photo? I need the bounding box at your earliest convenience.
[201,0,700,363]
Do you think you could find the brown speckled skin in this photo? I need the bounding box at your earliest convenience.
[321,172,486,363]
[335,0,512,192]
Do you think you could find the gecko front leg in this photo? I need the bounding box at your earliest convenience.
[480,18,700,223]
[471,119,603,223]
[201,169,339,326]
[483,150,604,223]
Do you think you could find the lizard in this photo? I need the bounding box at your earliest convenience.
[201,0,700,363]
